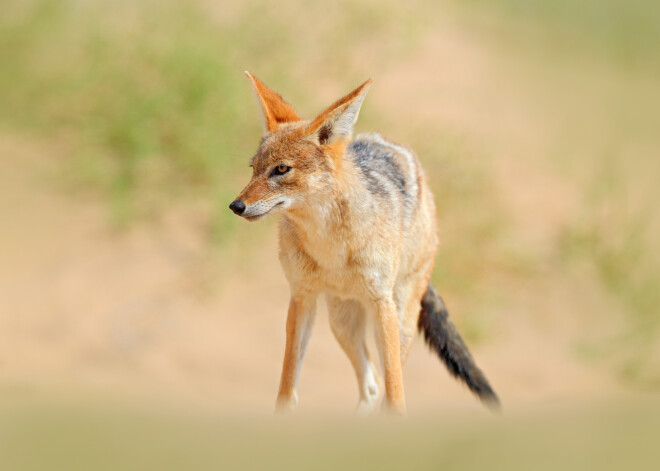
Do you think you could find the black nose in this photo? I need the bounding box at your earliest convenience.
[229,200,246,215]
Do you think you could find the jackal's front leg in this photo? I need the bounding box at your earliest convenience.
[374,298,406,415]
[276,294,316,412]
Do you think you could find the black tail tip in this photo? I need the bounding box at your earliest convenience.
[480,390,501,412]
[468,376,500,411]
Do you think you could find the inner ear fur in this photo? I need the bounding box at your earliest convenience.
[304,79,373,146]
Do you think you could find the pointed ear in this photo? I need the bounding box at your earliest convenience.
[245,71,301,132]
[304,79,373,146]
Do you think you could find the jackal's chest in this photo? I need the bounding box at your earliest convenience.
[280,236,363,297]
[304,239,355,281]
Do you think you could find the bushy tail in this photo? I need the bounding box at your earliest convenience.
[417,284,500,409]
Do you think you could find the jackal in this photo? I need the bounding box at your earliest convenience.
[230,72,498,414]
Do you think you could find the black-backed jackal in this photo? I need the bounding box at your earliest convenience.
[230,73,498,414]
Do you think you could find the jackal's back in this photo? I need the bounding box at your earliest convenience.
[348,133,425,229]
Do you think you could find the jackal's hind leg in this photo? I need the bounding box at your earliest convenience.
[396,264,435,364]
[373,297,406,414]
[327,296,380,415]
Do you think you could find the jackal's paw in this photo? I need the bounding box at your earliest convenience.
[355,399,378,416]
[381,399,406,416]
[355,383,379,416]
[275,392,298,413]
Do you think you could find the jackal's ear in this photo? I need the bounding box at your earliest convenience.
[304,79,373,146]
[245,71,301,132]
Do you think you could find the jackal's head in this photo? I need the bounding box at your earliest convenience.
[229,72,372,221]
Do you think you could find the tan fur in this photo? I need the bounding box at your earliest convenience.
[233,74,440,414]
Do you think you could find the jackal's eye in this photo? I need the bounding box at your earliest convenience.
[271,164,291,177]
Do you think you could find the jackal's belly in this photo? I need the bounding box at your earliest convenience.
[300,256,371,300]
[317,266,370,300]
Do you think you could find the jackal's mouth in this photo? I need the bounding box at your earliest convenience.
[243,201,285,221]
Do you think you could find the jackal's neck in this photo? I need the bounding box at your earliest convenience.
[282,154,367,243]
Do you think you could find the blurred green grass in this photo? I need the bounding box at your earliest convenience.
[0,0,419,227]
[1,398,659,471]
[559,158,660,386]
[465,0,660,69]
[1,0,248,227]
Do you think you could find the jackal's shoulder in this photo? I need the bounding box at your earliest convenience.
[348,132,411,154]
[348,132,417,170]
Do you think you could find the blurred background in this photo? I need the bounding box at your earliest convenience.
[1,0,659,469]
